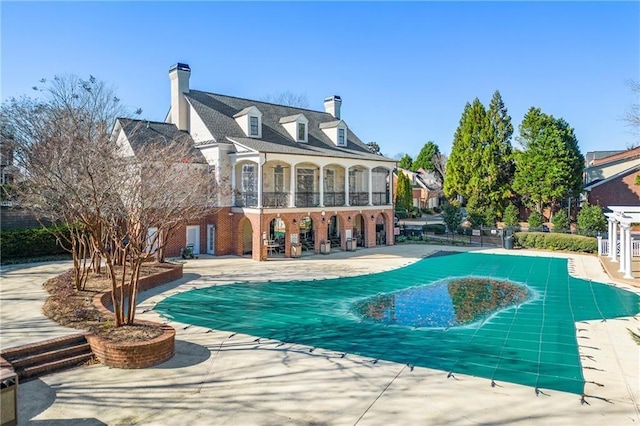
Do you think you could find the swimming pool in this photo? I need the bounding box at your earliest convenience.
[155,252,640,395]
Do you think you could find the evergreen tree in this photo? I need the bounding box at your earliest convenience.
[396,171,413,211]
[444,94,513,214]
[577,203,607,236]
[444,99,486,204]
[528,211,544,229]
[513,107,584,213]
[502,203,520,227]
[485,90,515,211]
[551,208,569,232]
[413,141,439,172]
[398,154,413,170]
[442,203,462,234]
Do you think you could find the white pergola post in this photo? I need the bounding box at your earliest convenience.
[622,224,634,279]
[257,162,263,208]
[611,219,618,263]
[607,218,615,258]
[618,225,626,273]
[609,206,640,280]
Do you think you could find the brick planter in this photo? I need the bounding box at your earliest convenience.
[88,262,182,369]
[86,324,175,369]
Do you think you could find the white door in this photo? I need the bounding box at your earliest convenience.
[206,224,215,255]
[186,225,200,255]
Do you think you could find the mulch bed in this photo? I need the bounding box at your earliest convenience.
[42,266,166,343]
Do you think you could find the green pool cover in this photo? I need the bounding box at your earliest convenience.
[155,252,640,395]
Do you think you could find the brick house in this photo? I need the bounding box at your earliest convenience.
[394,168,442,210]
[112,63,396,261]
[584,147,640,208]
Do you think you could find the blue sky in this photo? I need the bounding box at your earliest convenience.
[2,2,638,158]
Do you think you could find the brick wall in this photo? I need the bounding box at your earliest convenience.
[588,172,640,207]
[162,207,395,261]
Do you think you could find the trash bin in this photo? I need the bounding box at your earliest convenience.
[1,366,18,426]
[291,243,302,258]
[320,241,331,254]
[504,235,514,250]
[346,238,357,251]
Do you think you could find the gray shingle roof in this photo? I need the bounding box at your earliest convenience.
[184,90,393,162]
[117,118,206,163]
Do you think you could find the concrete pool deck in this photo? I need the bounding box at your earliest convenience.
[2,245,639,425]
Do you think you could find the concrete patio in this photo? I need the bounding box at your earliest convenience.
[1,245,639,425]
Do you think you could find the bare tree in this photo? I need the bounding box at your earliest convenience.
[625,80,639,149]
[261,91,309,108]
[2,75,218,326]
[432,151,448,186]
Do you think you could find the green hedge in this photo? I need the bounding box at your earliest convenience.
[514,232,597,253]
[1,226,69,261]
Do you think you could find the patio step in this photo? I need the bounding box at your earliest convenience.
[0,334,94,381]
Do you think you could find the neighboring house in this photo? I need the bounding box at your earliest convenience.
[1,141,17,185]
[584,147,640,207]
[112,63,397,261]
[394,168,442,210]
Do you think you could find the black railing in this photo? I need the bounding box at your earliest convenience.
[349,192,369,206]
[234,191,258,207]
[323,192,345,207]
[371,191,390,205]
[296,191,320,207]
[263,192,289,208]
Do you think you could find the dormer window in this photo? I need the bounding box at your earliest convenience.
[338,128,346,146]
[297,123,306,141]
[319,120,348,147]
[279,113,309,143]
[250,116,259,136]
[233,106,262,138]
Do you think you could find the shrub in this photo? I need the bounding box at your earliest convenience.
[483,206,498,228]
[513,232,596,253]
[442,203,462,233]
[467,208,485,227]
[528,211,543,228]
[1,225,70,261]
[395,208,408,219]
[551,208,569,233]
[577,203,607,237]
[423,224,446,234]
[503,204,520,227]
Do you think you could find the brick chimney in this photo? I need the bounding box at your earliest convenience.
[169,63,191,131]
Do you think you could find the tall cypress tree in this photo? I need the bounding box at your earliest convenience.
[395,171,413,211]
[444,98,487,207]
[484,90,515,212]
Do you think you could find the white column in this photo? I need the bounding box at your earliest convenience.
[345,167,350,206]
[623,225,634,279]
[257,162,263,208]
[618,225,626,273]
[611,220,619,263]
[231,165,236,206]
[319,165,324,207]
[289,165,296,207]
[388,170,393,205]
[368,169,373,206]
[607,219,614,258]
